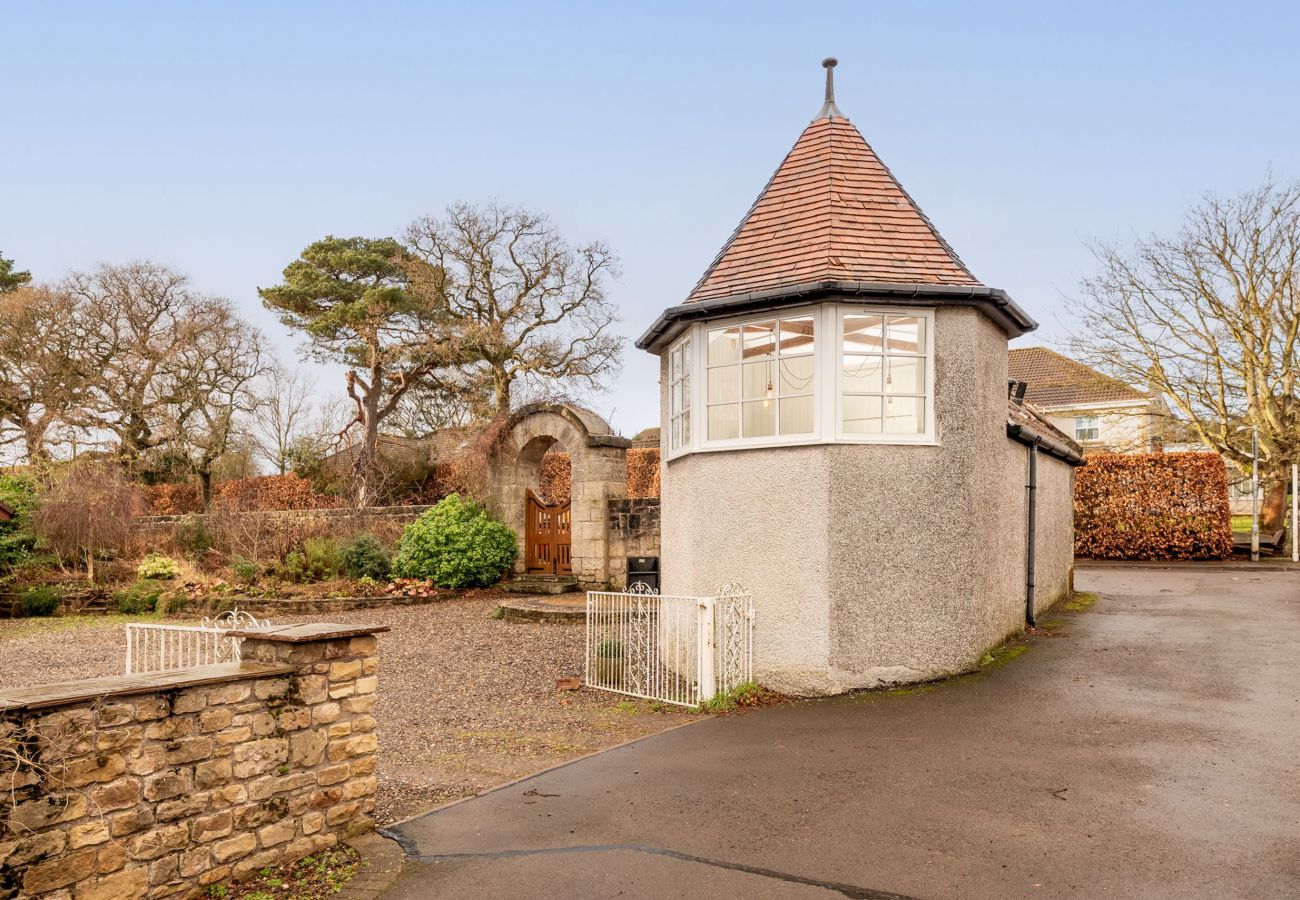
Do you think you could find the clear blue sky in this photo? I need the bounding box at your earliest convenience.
[4,1,1298,436]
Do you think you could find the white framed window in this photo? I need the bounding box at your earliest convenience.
[703,315,816,444]
[836,309,933,439]
[666,303,937,457]
[668,334,691,453]
[1074,415,1100,442]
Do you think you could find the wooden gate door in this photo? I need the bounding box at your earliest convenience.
[525,490,572,575]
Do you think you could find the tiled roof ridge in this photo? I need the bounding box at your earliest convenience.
[827,115,839,279]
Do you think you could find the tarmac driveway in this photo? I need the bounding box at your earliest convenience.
[382,569,1300,899]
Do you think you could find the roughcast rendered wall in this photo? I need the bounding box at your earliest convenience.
[658,306,1077,695]
[659,445,833,693]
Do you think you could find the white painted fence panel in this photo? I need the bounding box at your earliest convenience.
[585,583,753,708]
[124,610,269,675]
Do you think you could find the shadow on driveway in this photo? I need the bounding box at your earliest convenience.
[382,570,1300,899]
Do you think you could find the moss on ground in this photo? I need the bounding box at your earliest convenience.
[1060,591,1099,613]
[980,643,1029,668]
[867,631,1036,701]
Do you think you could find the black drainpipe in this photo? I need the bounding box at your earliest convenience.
[1025,443,1038,628]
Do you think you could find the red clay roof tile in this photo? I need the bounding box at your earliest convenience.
[685,114,980,304]
[1008,347,1147,407]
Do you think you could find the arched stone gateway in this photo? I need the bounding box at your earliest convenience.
[487,403,631,588]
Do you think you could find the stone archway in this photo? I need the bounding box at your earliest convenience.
[487,403,630,588]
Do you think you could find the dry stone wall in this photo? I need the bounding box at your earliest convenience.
[0,623,386,898]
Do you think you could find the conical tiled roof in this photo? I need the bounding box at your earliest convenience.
[685,109,981,304]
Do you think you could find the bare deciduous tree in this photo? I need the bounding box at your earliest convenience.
[251,362,317,475]
[404,202,623,413]
[0,285,94,462]
[389,369,490,436]
[167,301,267,507]
[69,262,238,466]
[1069,176,1300,529]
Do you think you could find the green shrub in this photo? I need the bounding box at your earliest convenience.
[19,586,60,617]
[175,517,213,557]
[596,638,622,659]
[279,538,342,583]
[341,534,391,581]
[393,494,517,588]
[115,581,164,615]
[137,553,181,580]
[0,473,40,572]
[230,555,260,586]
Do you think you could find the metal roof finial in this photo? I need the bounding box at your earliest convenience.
[817,57,843,120]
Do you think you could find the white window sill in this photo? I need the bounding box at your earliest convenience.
[666,435,942,461]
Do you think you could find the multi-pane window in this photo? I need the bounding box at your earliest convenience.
[1074,415,1100,442]
[668,336,691,451]
[666,304,935,457]
[705,316,816,441]
[840,313,928,435]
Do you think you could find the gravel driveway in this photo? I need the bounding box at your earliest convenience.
[0,595,695,823]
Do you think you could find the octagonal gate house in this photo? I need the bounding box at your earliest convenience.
[636,59,1084,696]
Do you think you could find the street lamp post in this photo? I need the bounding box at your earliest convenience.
[1292,463,1298,563]
[1250,425,1260,562]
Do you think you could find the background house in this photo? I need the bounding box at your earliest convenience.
[1008,347,1166,452]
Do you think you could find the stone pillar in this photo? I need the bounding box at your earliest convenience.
[211,626,384,879]
[570,444,628,589]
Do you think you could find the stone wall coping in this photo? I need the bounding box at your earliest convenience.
[228,623,391,643]
[0,661,294,713]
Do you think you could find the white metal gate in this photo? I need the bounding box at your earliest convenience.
[585,582,753,707]
[124,610,269,675]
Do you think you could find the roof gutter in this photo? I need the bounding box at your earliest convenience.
[1006,422,1085,466]
[636,281,1038,352]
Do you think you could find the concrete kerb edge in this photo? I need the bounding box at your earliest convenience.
[377,712,714,840]
[1075,561,1300,573]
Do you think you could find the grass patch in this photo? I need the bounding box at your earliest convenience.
[1060,591,1099,614]
[209,846,360,899]
[697,680,783,713]
[0,612,168,639]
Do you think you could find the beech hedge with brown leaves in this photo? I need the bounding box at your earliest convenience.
[1074,452,1233,560]
[144,474,340,515]
[535,448,661,505]
[626,448,660,499]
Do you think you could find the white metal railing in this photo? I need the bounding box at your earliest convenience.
[585,582,753,708]
[124,610,269,675]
